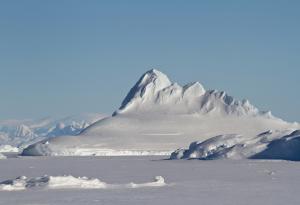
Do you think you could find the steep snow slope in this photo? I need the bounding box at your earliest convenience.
[0,113,106,148]
[23,69,299,156]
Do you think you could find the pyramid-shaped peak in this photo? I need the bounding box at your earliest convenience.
[117,69,172,112]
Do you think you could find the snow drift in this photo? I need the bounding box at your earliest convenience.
[170,130,300,161]
[0,153,6,159]
[22,69,300,156]
[0,145,19,153]
[0,175,166,191]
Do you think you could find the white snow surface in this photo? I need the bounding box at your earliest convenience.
[23,69,300,156]
[170,129,300,161]
[0,156,300,205]
[0,175,166,191]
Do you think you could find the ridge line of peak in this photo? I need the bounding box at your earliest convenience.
[114,69,277,119]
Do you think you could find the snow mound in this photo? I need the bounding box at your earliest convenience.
[0,153,6,159]
[0,175,166,191]
[0,145,19,153]
[170,130,300,161]
[127,176,166,188]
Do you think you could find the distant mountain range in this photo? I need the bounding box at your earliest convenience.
[0,113,106,149]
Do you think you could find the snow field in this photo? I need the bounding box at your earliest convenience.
[0,156,300,205]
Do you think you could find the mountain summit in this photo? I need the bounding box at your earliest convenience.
[117,69,172,113]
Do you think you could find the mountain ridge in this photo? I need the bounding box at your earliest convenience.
[114,69,272,118]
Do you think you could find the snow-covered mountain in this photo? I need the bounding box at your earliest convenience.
[23,69,300,156]
[0,113,106,149]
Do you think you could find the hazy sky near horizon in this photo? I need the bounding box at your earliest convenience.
[0,0,299,122]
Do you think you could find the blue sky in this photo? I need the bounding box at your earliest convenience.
[0,0,299,122]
